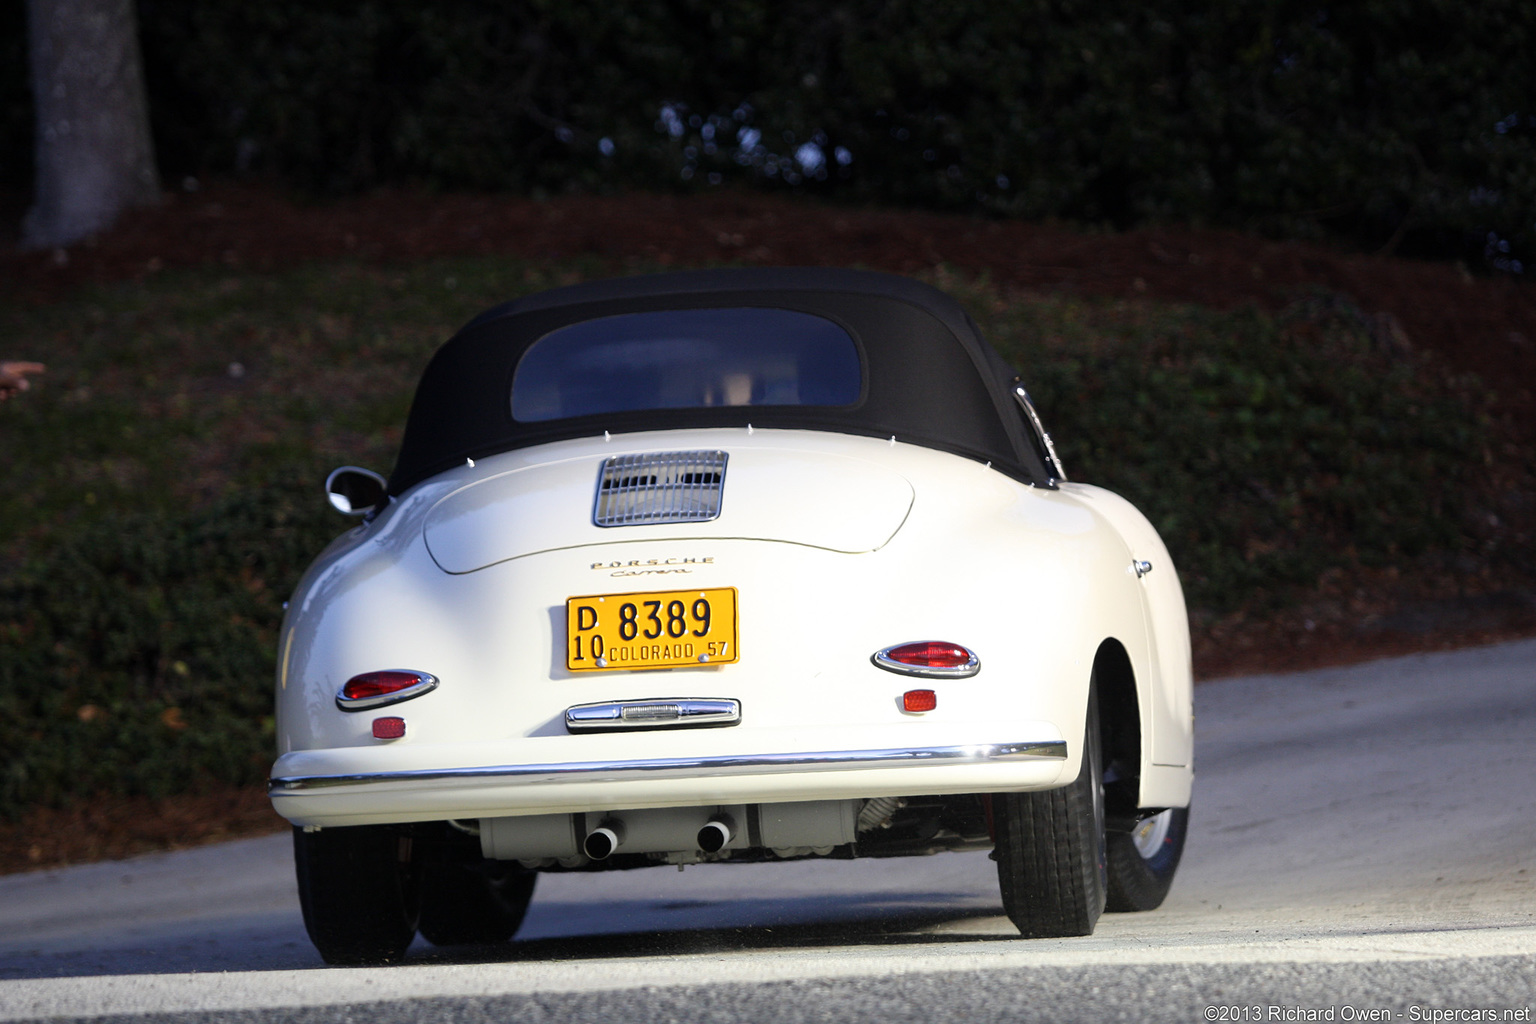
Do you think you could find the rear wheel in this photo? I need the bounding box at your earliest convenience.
[1105,806,1189,912]
[418,860,537,946]
[293,825,420,965]
[992,692,1107,937]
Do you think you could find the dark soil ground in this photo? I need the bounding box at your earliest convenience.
[6,184,1535,407]
[2,182,1533,874]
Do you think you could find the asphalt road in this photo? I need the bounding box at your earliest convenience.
[2,639,1533,1023]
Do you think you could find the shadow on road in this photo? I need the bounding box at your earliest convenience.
[0,890,1012,981]
[417,903,1014,969]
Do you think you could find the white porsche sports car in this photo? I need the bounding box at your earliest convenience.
[269,268,1193,964]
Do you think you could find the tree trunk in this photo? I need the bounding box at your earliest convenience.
[22,0,160,250]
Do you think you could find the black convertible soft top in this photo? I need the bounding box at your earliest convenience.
[388,267,1053,494]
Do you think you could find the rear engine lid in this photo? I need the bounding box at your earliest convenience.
[423,446,914,573]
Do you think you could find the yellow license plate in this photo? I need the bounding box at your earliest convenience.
[566,587,739,672]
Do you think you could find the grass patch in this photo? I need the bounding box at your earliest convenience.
[0,259,1489,820]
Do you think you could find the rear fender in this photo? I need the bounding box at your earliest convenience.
[1059,484,1192,769]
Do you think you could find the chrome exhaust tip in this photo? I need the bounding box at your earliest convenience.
[583,820,625,860]
[697,814,735,854]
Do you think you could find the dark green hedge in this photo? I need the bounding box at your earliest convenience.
[0,481,338,820]
[992,295,1486,607]
[4,1,1534,268]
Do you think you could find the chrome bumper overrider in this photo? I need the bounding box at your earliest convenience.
[268,740,1068,794]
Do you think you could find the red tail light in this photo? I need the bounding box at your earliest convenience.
[872,641,980,678]
[336,670,439,711]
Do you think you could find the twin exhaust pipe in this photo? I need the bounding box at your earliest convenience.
[582,813,736,860]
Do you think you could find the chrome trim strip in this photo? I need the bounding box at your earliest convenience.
[334,671,439,712]
[268,740,1067,793]
[870,644,982,679]
[1011,380,1067,484]
[566,698,741,731]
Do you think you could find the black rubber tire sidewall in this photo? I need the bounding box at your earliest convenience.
[993,688,1107,937]
[418,860,537,946]
[293,825,420,965]
[1104,805,1190,913]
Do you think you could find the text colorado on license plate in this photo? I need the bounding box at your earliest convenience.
[566,587,739,671]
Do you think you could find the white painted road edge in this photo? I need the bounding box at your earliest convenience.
[4,924,1535,1021]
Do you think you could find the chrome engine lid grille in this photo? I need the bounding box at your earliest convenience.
[593,450,728,527]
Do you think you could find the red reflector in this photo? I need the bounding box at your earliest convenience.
[903,689,938,713]
[372,717,406,739]
[343,671,424,701]
[885,642,972,669]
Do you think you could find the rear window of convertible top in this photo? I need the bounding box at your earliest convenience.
[510,308,862,422]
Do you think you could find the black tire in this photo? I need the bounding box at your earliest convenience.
[1105,806,1189,912]
[993,692,1107,937]
[293,825,420,965]
[418,860,537,946]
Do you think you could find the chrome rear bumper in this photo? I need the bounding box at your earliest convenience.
[269,739,1068,794]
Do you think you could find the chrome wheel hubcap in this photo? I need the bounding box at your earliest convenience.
[1131,809,1173,859]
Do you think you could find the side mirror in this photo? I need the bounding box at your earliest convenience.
[325,467,388,516]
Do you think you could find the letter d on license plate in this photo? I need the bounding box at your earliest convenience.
[566,587,738,672]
